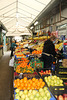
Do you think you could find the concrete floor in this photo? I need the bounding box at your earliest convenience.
[0,51,14,100]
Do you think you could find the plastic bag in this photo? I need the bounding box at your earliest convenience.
[9,57,14,67]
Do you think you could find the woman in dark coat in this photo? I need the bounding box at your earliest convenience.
[42,35,57,68]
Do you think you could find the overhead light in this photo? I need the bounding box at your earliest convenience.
[30,26,33,29]
[2,29,6,33]
[16,12,19,18]
[34,21,38,26]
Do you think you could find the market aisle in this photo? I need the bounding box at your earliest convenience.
[0,51,14,100]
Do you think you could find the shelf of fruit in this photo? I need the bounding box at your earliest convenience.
[14,87,56,100]
[44,75,64,87]
[16,63,34,73]
[39,70,51,76]
[14,77,45,90]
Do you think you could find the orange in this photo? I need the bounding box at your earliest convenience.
[32,78,36,82]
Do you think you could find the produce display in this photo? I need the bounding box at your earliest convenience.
[14,77,45,90]
[32,50,42,55]
[15,87,51,100]
[44,75,64,87]
[39,70,51,76]
[13,40,67,100]
[16,62,34,73]
[55,94,67,100]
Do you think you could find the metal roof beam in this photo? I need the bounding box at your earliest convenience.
[4,18,15,25]
[19,1,40,12]
[0,8,16,16]
[35,0,46,6]
[19,8,36,16]
[18,17,30,24]
[0,12,16,20]
[0,1,16,10]
[19,12,33,21]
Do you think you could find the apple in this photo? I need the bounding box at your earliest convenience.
[19,91,23,96]
[46,70,48,74]
[24,90,28,95]
[35,93,40,97]
[41,70,43,73]
[40,91,45,97]
[15,95,20,99]
[34,97,38,100]
[28,92,32,97]
[28,90,32,93]
[43,96,48,100]
[30,95,34,100]
[32,90,37,95]
[39,97,43,100]
[25,97,30,100]
[15,89,20,93]
[43,87,48,91]
[46,92,51,97]
[21,94,26,99]
[39,88,43,93]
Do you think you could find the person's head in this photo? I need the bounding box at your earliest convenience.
[12,40,15,43]
[50,35,56,42]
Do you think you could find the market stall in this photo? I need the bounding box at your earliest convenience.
[11,39,67,100]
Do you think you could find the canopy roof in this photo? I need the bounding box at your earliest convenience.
[0,0,51,36]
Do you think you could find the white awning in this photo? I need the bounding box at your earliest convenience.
[0,0,51,36]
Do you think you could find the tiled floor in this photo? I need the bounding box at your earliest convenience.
[0,51,14,100]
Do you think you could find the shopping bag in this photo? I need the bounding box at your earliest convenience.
[9,57,14,67]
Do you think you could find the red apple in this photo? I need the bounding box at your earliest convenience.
[41,70,43,73]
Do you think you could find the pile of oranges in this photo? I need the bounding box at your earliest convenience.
[14,77,45,90]
[32,50,42,55]
[16,62,34,73]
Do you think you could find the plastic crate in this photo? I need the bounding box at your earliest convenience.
[49,86,67,98]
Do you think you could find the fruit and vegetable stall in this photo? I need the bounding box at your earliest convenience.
[13,40,67,100]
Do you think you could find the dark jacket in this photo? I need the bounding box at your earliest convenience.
[43,39,56,57]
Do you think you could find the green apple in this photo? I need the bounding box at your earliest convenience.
[60,80,63,84]
[40,91,45,97]
[15,95,20,99]
[43,96,48,100]
[29,90,32,93]
[19,91,23,96]
[28,92,32,97]
[25,97,30,100]
[15,89,20,93]
[43,87,48,90]
[39,97,43,100]
[30,95,34,100]
[39,88,43,93]
[35,93,40,97]
[32,90,37,95]
[21,94,26,99]
[34,97,38,100]
[46,92,51,97]
[24,90,28,95]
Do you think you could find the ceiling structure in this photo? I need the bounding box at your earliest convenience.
[29,0,67,29]
[0,0,51,36]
